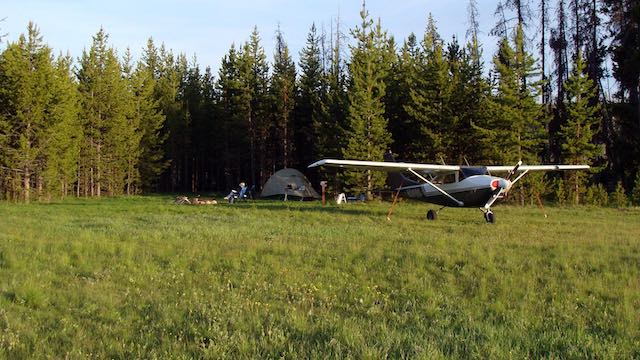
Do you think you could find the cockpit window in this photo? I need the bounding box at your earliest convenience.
[461,167,488,179]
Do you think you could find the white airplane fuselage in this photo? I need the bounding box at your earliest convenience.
[399,175,509,207]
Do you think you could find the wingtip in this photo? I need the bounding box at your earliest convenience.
[308,160,325,168]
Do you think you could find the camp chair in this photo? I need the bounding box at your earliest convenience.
[283,184,306,202]
[228,184,253,203]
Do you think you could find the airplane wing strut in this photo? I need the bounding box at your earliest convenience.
[407,168,464,207]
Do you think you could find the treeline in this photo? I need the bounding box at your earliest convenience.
[1,0,639,204]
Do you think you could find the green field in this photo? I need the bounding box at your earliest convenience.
[0,197,638,359]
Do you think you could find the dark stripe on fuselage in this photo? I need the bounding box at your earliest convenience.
[405,187,495,207]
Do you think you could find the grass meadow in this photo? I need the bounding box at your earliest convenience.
[0,196,638,359]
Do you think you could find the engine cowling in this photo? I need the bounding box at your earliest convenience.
[490,178,511,191]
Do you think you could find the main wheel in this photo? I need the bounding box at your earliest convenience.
[427,209,437,220]
[484,210,495,223]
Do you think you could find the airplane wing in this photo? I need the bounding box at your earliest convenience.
[308,159,460,172]
[309,159,590,173]
[485,164,590,172]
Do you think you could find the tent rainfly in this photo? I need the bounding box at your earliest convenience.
[260,168,320,199]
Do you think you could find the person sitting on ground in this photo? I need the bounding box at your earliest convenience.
[224,182,247,203]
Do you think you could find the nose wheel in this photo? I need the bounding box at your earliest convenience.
[483,210,495,223]
[427,209,437,220]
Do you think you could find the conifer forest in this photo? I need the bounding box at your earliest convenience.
[1,0,639,204]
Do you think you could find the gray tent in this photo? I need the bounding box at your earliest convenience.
[260,168,320,199]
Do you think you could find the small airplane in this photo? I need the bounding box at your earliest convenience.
[308,152,589,223]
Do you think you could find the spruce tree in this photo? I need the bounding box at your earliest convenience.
[343,5,393,198]
[560,52,601,204]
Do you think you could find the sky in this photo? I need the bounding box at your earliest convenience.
[2,0,503,72]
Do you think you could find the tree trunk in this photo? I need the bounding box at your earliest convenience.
[96,143,101,197]
[23,167,30,203]
[90,166,94,197]
[541,0,548,104]
[574,175,580,205]
[366,169,372,200]
[249,113,256,189]
[37,174,43,201]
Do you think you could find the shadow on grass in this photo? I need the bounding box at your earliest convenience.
[227,200,383,217]
[28,195,392,218]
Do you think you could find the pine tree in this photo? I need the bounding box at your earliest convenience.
[240,27,270,187]
[602,0,640,187]
[404,15,447,162]
[559,52,600,204]
[386,33,419,161]
[463,9,493,163]
[631,172,640,206]
[549,0,570,163]
[270,27,296,169]
[182,56,204,193]
[480,26,546,164]
[199,66,219,191]
[217,44,251,189]
[295,23,328,169]
[76,28,131,196]
[43,53,81,199]
[158,50,191,192]
[343,5,393,198]
[325,18,349,162]
[0,23,56,202]
[154,45,183,192]
[444,36,486,163]
[137,40,169,193]
[121,50,141,195]
[610,181,628,207]
[539,0,551,105]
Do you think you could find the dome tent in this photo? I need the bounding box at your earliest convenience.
[260,168,320,199]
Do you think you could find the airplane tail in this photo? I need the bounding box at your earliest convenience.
[384,151,419,190]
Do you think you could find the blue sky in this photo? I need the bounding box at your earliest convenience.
[2,0,503,72]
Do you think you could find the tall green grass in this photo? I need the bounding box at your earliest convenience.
[0,196,638,358]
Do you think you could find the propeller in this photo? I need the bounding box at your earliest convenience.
[484,161,522,209]
[505,160,522,181]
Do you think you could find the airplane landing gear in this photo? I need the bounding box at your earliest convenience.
[483,210,495,223]
[427,209,437,220]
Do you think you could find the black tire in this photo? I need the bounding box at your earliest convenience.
[427,209,437,221]
[485,211,495,223]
